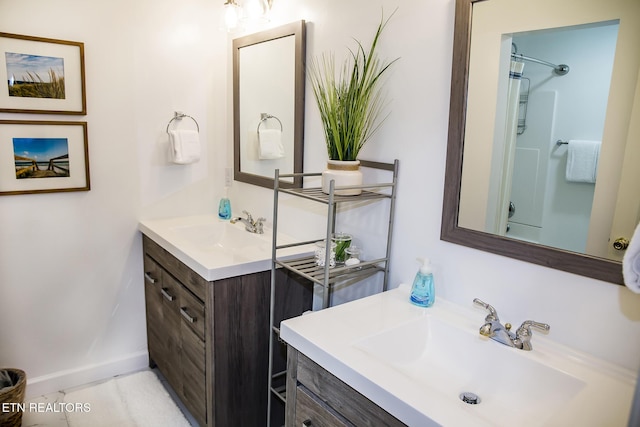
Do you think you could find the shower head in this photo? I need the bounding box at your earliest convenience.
[511,53,570,76]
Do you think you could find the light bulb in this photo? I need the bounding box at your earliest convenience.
[242,0,269,24]
[221,0,242,32]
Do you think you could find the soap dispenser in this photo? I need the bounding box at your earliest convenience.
[218,197,231,220]
[218,189,231,220]
[409,258,435,307]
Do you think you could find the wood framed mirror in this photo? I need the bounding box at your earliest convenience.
[441,0,640,284]
[233,20,306,189]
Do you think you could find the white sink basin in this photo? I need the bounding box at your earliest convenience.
[169,220,270,252]
[355,315,585,426]
[280,286,636,427]
[139,215,310,281]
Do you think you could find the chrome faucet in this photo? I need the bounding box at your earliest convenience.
[230,210,265,234]
[473,298,550,351]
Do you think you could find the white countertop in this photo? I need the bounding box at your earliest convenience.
[281,285,637,427]
[139,214,310,281]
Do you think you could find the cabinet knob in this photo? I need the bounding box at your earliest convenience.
[160,288,175,302]
[302,420,312,427]
[144,272,157,284]
[180,307,196,323]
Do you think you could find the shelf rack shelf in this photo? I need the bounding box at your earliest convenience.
[267,159,398,426]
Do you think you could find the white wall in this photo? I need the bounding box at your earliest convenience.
[1,0,639,401]
[0,0,227,396]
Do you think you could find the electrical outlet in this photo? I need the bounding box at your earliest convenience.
[225,167,233,187]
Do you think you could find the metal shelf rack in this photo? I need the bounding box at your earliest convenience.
[267,159,399,426]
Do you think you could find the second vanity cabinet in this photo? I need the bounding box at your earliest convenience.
[142,235,271,427]
[285,347,406,427]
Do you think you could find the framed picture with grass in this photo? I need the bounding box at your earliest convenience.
[0,33,86,115]
[0,120,90,195]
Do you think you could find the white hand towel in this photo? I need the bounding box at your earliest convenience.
[565,140,601,183]
[623,222,640,293]
[168,130,201,164]
[258,128,284,160]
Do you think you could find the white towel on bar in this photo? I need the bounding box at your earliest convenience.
[623,222,640,293]
[168,129,201,164]
[565,140,601,183]
[258,128,284,160]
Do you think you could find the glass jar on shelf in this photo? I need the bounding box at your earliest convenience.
[314,240,336,268]
[345,245,361,267]
[331,232,352,265]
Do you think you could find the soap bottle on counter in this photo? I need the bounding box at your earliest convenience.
[409,258,435,307]
[218,197,231,220]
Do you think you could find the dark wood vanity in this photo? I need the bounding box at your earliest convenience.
[143,235,269,426]
[142,234,312,426]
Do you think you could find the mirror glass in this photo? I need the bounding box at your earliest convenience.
[233,21,306,189]
[441,0,640,284]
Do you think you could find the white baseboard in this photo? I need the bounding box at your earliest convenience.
[25,351,149,398]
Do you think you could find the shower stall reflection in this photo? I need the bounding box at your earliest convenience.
[491,21,619,254]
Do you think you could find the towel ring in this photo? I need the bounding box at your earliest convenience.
[166,111,200,134]
[256,113,283,133]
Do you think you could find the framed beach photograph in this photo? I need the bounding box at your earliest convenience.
[0,120,90,195]
[0,32,86,114]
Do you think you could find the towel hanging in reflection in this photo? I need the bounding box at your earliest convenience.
[168,129,201,164]
[258,128,284,160]
[565,140,600,183]
[623,222,640,293]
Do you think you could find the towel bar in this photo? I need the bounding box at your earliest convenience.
[257,113,283,133]
[166,111,200,133]
[556,140,568,146]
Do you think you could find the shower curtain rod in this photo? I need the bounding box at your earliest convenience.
[511,53,570,76]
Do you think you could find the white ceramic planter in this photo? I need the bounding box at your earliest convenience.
[321,160,363,196]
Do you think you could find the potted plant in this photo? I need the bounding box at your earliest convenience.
[309,11,398,195]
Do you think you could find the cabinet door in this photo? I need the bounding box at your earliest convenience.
[143,255,164,367]
[181,325,206,426]
[295,386,352,427]
[159,273,183,393]
[180,286,207,426]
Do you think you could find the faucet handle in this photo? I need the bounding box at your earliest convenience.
[515,320,550,350]
[517,320,550,335]
[255,217,266,234]
[241,210,253,221]
[473,298,499,321]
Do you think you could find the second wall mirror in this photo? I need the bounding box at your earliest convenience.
[441,0,640,284]
[233,20,306,189]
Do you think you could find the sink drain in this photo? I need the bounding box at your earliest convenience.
[459,392,481,405]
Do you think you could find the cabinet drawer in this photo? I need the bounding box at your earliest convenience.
[143,235,206,301]
[295,385,352,427]
[179,286,205,340]
[296,352,406,427]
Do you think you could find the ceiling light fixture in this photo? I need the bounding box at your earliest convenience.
[221,0,242,32]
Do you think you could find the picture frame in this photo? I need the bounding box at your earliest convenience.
[0,120,90,195]
[0,32,86,115]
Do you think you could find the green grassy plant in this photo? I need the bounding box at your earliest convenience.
[309,10,398,161]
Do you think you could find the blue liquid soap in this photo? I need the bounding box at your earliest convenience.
[409,258,435,307]
[218,198,231,220]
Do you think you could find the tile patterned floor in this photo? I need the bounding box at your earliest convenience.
[20,369,197,427]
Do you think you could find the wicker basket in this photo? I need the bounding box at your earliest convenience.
[0,369,26,427]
